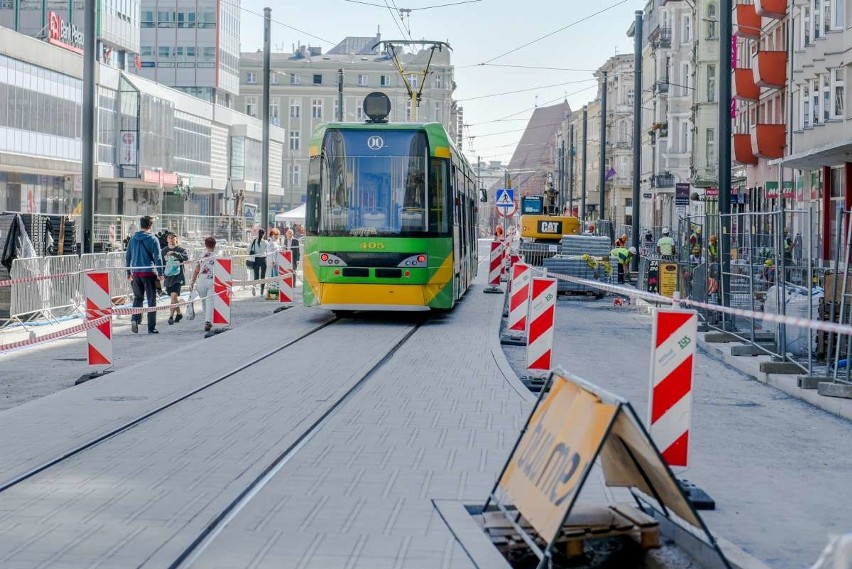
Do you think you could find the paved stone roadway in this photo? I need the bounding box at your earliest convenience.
[0,252,541,568]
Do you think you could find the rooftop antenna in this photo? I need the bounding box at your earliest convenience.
[372,39,452,121]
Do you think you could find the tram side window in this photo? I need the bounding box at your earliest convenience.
[429,159,449,233]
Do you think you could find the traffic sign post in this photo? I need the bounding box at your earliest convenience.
[495,188,514,207]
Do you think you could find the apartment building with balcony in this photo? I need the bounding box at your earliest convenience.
[783,0,850,262]
[237,36,458,210]
[636,0,695,229]
[598,54,635,226]
[732,0,788,216]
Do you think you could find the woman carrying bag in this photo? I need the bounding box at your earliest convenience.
[248,228,268,296]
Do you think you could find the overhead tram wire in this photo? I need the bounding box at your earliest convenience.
[477,0,629,65]
[457,78,597,102]
[344,0,482,8]
[457,63,599,72]
[219,0,334,45]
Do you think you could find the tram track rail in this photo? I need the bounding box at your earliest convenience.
[0,317,339,495]
[0,312,428,568]
[169,321,423,569]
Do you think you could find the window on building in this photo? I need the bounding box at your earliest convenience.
[158,46,171,58]
[380,75,389,86]
[813,78,820,124]
[290,73,301,85]
[141,46,152,57]
[271,73,279,85]
[290,100,301,118]
[406,100,412,121]
[681,63,690,96]
[813,0,822,40]
[198,11,216,27]
[141,10,154,27]
[157,10,175,27]
[803,5,812,45]
[707,64,716,102]
[834,0,845,28]
[682,15,692,43]
[177,11,195,28]
[832,68,845,118]
[434,74,443,89]
[823,73,831,121]
[706,128,716,166]
[407,74,419,89]
[202,47,215,61]
[313,74,322,85]
[434,102,442,122]
[356,101,364,120]
[246,96,257,117]
[288,164,301,186]
[333,99,343,120]
[311,99,322,118]
[680,121,689,153]
[803,83,811,129]
[358,74,368,86]
[824,0,831,35]
[246,72,257,84]
[290,131,300,151]
[706,4,718,38]
[270,99,279,119]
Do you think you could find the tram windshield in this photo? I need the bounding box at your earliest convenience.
[306,129,449,237]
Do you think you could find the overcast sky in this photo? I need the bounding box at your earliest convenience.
[239,0,642,165]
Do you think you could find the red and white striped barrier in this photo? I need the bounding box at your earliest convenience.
[488,241,503,287]
[213,258,232,326]
[85,272,112,366]
[0,316,110,354]
[526,277,557,371]
[649,309,698,467]
[508,263,532,333]
[277,250,294,305]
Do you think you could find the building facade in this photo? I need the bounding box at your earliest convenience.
[0,0,141,70]
[0,26,284,230]
[138,0,241,106]
[236,36,458,210]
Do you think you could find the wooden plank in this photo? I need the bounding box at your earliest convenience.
[611,504,659,528]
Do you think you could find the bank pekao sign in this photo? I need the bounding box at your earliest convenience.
[48,11,84,54]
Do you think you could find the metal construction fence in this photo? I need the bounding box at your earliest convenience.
[629,207,852,383]
[4,243,303,327]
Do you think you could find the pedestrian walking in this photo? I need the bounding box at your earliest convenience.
[190,236,217,332]
[249,228,268,296]
[266,228,280,278]
[125,215,164,334]
[161,232,188,325]
[285,227,300,271]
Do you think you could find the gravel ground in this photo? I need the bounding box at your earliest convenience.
[501,296,852,569]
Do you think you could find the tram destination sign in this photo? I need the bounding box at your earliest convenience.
[48,11,84,55]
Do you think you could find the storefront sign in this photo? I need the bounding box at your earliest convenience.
[675,183,690,210]
[705,187,719,197]
[141,169,178,187]
[782,180,794,199]
[765,181,779,199]
[48,11,84,54]
[659,262,678,298]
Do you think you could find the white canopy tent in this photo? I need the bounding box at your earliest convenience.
[274,203,306,224]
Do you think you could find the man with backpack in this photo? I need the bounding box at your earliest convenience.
[125,215,164,334]
[162,232,188,325]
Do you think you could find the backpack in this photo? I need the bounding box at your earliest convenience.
[164,254,181,277]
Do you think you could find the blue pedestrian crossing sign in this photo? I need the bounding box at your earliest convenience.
[495,188,514,208]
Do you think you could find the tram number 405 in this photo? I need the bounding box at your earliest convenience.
[359,242,385,250]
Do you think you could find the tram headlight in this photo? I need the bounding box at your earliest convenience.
[398,254,428,268]
[319,253,347,266]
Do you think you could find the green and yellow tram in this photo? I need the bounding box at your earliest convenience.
[302,93,478,313]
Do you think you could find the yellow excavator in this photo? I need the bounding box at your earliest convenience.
[518,188,579,265]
